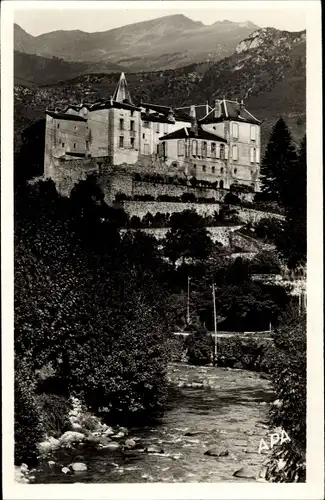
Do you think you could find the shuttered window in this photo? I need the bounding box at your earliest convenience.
[232,145,238,160]
[250,147,256,163]
[250,126,256,141]
[232,123,239,139]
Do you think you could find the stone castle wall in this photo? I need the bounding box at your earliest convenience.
[121,226,242,246]
[120,200,284,224]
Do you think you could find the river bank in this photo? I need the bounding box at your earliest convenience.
[17,362,278,484]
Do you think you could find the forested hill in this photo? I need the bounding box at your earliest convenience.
[14,27,306,153]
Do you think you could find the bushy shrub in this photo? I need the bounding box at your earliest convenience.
[186,324,214,366]
[224,192,241,205]
[166,335,187,362]
[181,192,196,203]
[15,357,45,465]
[217,335,274,371]
[266,311,306,482]
[36,393,72,438]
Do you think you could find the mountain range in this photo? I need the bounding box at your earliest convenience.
[14,16,306,156]
[14,15,259,75]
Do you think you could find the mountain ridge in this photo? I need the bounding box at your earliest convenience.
[14,15,260,71]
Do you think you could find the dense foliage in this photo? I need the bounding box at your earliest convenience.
[185,324,214,366]
[15,357,45,465]
[266,310,306,482]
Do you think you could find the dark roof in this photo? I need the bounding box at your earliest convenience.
[175,104,211,121]
[90,99,140,112]
[141,103,171,114]
[141,112,174,124]
[46,111,87,122]
[200,100,261,125]
[159,126,227,142]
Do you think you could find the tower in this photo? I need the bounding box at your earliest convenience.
[113,72,133,104]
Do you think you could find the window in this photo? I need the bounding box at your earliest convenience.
[250,126,256,141]
[164,123,168,134]
[232,123,239,139]
[211,143,216,158]
[120,119,124,130]
[144,143,149,155]
[202,141,207,158]
[119,136,124,148]
[156,123,160,134]
[256,148,260,163]
[142,133,145,139]
[177,140,185,157]
[61,142,65,148]
[234,167,237,175]
[193,164,197,170]
[232,145,238,161]
[57,123,60,129]
[74,125,77,131]
[192,140,198,156]
[130,120,135,131]
[212,166,215,174]
[86,141,89,150]
[73,143,76,149]
[220,144,225,160]
[250,147,256,163]
[215,181,218,187]
[220,180,224,189]
[130,137,135,149]
[220,167,224,174]
[202,165,206,173]
[130,110,134,117]
[143,121,150,129]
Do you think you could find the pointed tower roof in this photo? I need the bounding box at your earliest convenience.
[113,72,133,104]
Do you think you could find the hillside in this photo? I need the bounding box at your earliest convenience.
[14,27,306,153]
[14,16,258,71]
[14,51,125,86]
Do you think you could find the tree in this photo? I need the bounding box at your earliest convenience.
[260,118,298,204]
[163,210,213,264]
[276,135,306,269]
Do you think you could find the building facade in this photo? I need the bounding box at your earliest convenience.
[44,73,262,193]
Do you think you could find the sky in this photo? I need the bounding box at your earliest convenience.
[14,2,307,36]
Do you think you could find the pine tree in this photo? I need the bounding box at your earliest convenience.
[260,117,298,204]
[277,134,307,269]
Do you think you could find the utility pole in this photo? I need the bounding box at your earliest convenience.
[187,276,191,325]
[212,282,217,366]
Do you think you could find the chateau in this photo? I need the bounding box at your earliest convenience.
[44,72,262,201]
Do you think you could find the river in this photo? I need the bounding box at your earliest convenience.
[32,363,274,483]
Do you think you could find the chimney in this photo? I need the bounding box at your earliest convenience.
[205,100,209,115]
[240,99,245,113]
[214,100,222,119]
[190,105,198,135]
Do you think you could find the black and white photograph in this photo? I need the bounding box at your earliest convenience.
[1,1,323,498]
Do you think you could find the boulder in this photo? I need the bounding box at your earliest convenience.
[101,441,120,451]
[72,423,83,431]
[61,467,71,474]
[233,466,259,479]
[71,462,87,472]
[204,446,229,457]
[112,431,125,439]
[273,399,283,409]
[38,440,56,454]
[145,445,164,454]
[125,438,136,449]
[59,431,85,445]
[103,426,114,436]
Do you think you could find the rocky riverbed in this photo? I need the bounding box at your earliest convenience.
[17,363,278,484]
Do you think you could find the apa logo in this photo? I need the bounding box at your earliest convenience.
[258,430,291,454]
